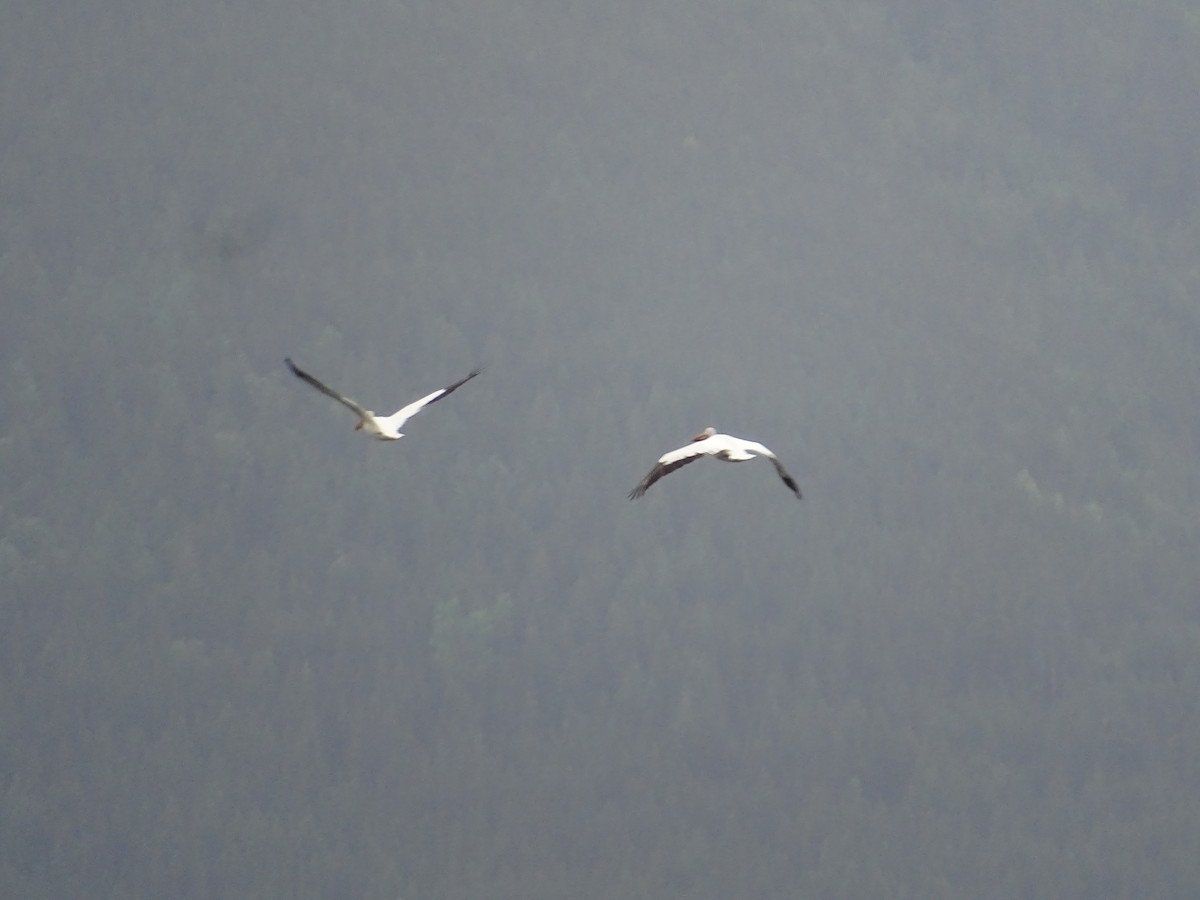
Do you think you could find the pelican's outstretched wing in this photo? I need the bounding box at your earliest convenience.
[286,358,370,420]
[629,430,803,499]
[380,369,480,430]
[628,442,710,499]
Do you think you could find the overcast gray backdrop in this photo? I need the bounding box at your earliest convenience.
[2,1,1198,896]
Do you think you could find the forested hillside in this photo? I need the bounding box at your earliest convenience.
[2,0,1198,896]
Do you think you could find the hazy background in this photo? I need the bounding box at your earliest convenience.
[2,0,1198,896]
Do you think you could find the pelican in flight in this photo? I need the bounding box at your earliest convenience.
[629,427,801,499]
[285,358,479,441]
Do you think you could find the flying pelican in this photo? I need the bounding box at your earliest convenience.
[629,427,801,499]
[285,358,479,441]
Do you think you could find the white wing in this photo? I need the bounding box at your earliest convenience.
[629,433,802,499]
[376,369,480,430]
[628,441,714,499]
[726,438,802,498]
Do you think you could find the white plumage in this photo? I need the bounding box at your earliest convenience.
[629,427,801,499]
[286,358,479,441]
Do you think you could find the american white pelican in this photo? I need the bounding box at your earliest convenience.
[285,358,479,441]
[629,427,801,499]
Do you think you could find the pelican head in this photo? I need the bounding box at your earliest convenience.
[692,426,717,442]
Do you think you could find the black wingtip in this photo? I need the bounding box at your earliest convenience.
[444,368,480,395]
[770,458,802,499]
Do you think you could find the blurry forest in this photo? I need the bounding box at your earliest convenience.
[2,0,1199,896]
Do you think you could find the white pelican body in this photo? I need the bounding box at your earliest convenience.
[629,427,801,499]
[286,358,479,441]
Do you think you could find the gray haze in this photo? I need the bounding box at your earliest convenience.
[2,0,1198,896]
